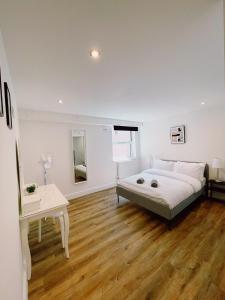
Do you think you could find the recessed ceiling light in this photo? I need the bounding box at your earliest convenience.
[90,48,101,59]
[58,99,63,104]
[201,101,205,105]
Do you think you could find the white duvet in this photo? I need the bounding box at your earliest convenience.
[117,168,203,209]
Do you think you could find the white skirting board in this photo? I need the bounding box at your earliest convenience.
[65,183,116,200]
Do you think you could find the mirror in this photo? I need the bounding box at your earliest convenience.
[72,130,87,183]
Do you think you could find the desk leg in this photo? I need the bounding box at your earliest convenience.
[59,215,65,249]
[63,208,70,258]
[38,219,42,243]
[21,220,32,280]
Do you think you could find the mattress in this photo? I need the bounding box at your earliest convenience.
[117,168,204,210]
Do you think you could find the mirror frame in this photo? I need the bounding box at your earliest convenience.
[72,129,88,184]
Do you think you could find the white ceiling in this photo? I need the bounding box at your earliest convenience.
[0,0,224,122]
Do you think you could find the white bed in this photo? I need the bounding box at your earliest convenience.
[116,160,208,226]
[118,168,205,210]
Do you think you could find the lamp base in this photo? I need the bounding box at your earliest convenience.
[215,169,222,183]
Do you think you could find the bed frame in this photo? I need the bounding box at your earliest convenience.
[116,160,209,228]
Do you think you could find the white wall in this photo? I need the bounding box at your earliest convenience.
[19,110,141,199]
[141,105,225,181]
[0,32,24,300]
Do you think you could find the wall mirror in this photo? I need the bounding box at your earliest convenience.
[72,130,87,183]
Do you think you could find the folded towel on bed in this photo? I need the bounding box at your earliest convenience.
[136,177,145,184]
[151,179,158,188]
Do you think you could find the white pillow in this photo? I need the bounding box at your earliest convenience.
[152,159,174,171]
[174,161,205,180]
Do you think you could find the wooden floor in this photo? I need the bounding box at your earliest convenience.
[28,188,225,300]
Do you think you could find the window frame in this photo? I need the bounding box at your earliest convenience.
[112,130,136,162]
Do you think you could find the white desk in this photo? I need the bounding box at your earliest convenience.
[20,184,69,280]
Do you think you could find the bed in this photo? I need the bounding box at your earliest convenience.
[116,160,209,227]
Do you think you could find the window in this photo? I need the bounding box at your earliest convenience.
[112,129,136,162]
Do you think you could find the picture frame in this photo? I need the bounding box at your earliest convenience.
[16,142,22,214]
[0,68,3,117]
[170,125,185,144]
[4,82,12,129]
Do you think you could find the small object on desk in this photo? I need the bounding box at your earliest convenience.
[26,184,36,194]
[209,179,225,200]
[137,177,145,184]
[151,179,158,188]
[24,183,38,195]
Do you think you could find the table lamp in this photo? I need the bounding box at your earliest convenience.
[212,158,224,182]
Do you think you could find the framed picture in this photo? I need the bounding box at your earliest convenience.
[170,125,185,144]
[16,142,22,214]
[0,68,3,117]
[4,82,12,129]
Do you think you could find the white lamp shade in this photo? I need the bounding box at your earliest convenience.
[212,158,224,169]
